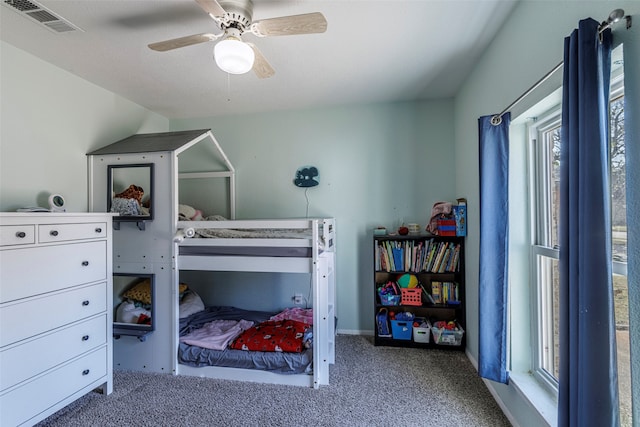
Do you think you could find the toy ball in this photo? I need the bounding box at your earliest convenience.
[397,274,418,289]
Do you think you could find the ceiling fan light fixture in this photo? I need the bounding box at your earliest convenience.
[214,36,255,74]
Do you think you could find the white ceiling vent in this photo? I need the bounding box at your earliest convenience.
[3,0,83,33]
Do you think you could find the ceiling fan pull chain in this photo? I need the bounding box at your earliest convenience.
[227,72,231,102]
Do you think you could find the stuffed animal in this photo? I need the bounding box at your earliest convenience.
[115,184,144,205]
[178,204,203,221]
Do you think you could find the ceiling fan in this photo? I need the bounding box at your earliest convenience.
[148,0,327,78]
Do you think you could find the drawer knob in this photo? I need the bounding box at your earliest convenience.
[82,369,90,376]
[82,335,90,341]
[82,261,90,266]
[95,227,102,233]
[82,300,90,306]
[50,230,59,236]
[15,231,26,238]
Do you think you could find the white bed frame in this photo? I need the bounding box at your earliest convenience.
[88,130,334,388]
[173,218,336,388]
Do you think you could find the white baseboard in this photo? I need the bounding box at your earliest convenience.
[465,350,557,427]
[336,329,373,336]
[465,350,520,427]
[340,331,547,427]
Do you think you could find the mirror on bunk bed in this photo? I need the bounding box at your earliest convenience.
[113,273,155,341]
[107,164,154,229]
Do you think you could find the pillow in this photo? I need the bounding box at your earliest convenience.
[116,300,151,324]
[230,319,307,353]
[123,279,187,305]
[179,290,205,319]
[111,197,142,216]
[270,307,313,325]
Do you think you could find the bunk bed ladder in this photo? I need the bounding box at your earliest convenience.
[313,252,331,388]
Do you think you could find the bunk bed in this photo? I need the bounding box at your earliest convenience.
[88,129,335,388]
[173,217,336,388]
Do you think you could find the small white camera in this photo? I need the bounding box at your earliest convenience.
[48,194,66,212]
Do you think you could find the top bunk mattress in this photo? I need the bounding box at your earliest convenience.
[190,226,312,240]
[176,217,335,257]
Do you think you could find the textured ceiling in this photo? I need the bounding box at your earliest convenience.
[0,0,518,119]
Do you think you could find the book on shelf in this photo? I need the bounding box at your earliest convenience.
[431,281,442,303]
[426,241,441,272]
[376,237,461,273]
[453,202,467,237]
[441,281,459,304]
[431,242,448,273]
[392,245,402,272]
[437,244,450,273]
[384,241,394,271]
[431,281,460,304]
[451,244,460,272]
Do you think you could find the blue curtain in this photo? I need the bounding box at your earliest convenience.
[558,18,619,427]
[478,112,510,384]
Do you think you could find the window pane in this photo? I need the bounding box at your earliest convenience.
[550,128,560,249]
[538,123,561,249]
[614,274,631,426]
[538,254,559,380]
[611,94,627,263]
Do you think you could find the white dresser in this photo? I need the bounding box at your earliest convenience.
[0,213,114,427]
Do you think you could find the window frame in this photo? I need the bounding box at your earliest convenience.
[527,109,562,394]
[526,69,627,396]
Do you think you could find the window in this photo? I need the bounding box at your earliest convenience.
[528,108,561,388]
[609,71,631,427]
[527,50,630,425]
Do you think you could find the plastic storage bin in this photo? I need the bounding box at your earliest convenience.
[413,320,431,343]
[431,322,464,346]
[379,291,400,306]
[391,320,412,340]
[400,288,422,306]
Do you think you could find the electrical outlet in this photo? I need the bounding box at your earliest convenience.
[293,293,303,304]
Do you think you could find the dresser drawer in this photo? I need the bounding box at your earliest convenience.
[0,225,35,247]
[0,347,107,427]
[0,282,106,347]
[0,241,106,303]
[38,222,107,243]
[1,315,106,391]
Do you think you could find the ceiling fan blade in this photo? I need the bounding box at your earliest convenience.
[148,33,219,52]
[247,43,275,79]
[250,12,327,37]
[195,0,226,18]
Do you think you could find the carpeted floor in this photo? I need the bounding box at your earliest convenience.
[37,335,511,426]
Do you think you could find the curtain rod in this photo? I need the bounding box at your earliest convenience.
[489,61,563,126]
[490,9,632,126]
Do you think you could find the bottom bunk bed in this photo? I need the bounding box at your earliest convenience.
[173,218,336,388]
[177,305,316,386]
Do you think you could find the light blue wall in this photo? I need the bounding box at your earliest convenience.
[170,101,456,332]
[0,38,457,333]
[0,41,169,212]
[455,1,640,425]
